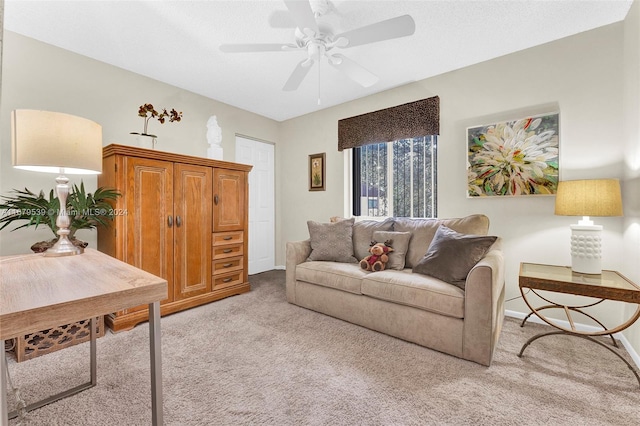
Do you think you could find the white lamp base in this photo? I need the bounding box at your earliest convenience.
[570,224,603,274]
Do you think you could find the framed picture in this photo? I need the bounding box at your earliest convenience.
[309,152,326,191]
[467,112,559,197]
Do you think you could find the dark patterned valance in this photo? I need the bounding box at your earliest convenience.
[338,96,439,151]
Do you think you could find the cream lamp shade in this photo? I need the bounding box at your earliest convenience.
[554,179,623,274]
[555,179,623,218]
[11,109,102,174]
[11,109,103,256]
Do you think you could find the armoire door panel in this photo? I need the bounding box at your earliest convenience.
[213,169,246,232]
[125,157,174,307]
[174,164,213,300]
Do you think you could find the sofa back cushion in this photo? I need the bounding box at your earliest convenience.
[393,214,490,268]
[352,218,394,261]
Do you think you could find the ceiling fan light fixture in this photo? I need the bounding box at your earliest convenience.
[221,0,415,95]
[328,54,342,65]
[331,37,349,49]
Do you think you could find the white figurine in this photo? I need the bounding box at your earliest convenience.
[206,115,224,160]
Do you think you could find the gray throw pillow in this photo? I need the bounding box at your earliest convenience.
[307,218,358,263]
[412,225,497,289]
[372,230,412,270]
[394,215,490,268]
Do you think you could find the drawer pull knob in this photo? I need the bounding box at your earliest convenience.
[223,263,233,268]
[223,249,233,253]
[223,277,233,283]
[223,236,233,240]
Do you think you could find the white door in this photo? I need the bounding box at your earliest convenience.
[235,136,275,274]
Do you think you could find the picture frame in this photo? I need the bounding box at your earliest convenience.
[467,111,559,197]
[309,152,326,191]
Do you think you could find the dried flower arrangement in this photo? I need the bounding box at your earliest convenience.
[132,103,183,138]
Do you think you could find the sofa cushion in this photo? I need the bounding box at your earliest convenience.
[352,218,394,261]
[393,214,490,268]
[372,230,412,270]
[361,269,465,319]
[307,218,358,263]
[413,225,497,289]
[296,261,367,294]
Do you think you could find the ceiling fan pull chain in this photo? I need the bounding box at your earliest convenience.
[317,59,321,105]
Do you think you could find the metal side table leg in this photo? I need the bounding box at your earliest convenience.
[519,330,640,387]
[149,301,163,425]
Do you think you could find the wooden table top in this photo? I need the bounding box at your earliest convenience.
[519,262,640,303]
[0,249,167,339]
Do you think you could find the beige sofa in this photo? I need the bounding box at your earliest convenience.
[285,215,505,366]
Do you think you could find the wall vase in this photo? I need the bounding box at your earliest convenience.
[130,132,157,150]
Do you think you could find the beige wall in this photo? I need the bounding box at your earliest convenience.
[279,23,634,337]
[0,31,279,255]
[1,9,639,352]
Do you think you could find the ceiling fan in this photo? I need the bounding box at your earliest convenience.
[219,0,416,96]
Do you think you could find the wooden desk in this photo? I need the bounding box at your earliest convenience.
[0,249,168,424]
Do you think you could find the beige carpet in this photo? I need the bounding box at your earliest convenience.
[5,270,640,425]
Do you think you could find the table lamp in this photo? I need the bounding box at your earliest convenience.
[554,179,623,274]
[11,109,103,256]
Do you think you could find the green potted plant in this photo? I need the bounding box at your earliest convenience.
[0,181,120,252]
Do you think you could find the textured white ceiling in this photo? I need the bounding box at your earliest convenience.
[4,0,634,121]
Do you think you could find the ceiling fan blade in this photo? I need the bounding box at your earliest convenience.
[329,54,378,88]
[219,43,296,53]
[334,15,416,48]
[283,0,319,34]
[282,59,314,91]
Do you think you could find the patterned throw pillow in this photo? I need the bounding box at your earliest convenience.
[352,218,394,260]
[372,230,412,270]
[307,218,358,263]
[413,225,497,289]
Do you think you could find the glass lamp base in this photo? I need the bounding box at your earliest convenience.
[43,236,84,257]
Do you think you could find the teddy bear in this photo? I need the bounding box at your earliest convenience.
[360,240,394,272]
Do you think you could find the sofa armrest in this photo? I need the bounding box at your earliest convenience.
[285,239,312,303]
[462,238,505,366]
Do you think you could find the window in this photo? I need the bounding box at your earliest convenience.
[352,136,437,218]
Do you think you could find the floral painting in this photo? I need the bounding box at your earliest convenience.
[467,112,559,197]
[309,152,325,191]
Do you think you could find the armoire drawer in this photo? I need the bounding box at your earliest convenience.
[213,270,243,291]
[212,244,243,259]
[213,256,243,275]
[212,231,243,246]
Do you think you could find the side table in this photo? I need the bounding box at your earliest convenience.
[517,262,640,386]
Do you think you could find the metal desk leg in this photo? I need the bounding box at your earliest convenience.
[7,318,98,420]
[90,317,97,386]
[1,339,8,426]
[149,301,163,425]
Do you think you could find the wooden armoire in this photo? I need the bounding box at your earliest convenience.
[97,144,252,332]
